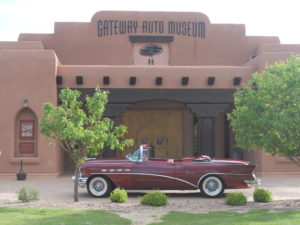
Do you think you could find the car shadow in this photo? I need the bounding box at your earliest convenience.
[78,190,226,199]
[127,191,226,198]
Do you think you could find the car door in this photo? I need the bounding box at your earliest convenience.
[131,159,177,189]
[175,160,213,187]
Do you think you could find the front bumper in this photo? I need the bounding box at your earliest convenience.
[245,174,260,187]
[72,176,88,188]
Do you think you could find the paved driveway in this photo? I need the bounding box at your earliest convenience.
[0,174,300,203]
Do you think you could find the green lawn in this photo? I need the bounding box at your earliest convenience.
[151,209,300,225]
[2,207,300,225]
[0,207,131,225]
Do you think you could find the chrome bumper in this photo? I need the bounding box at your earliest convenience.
[72,176,88,188]
[245,174,260,187]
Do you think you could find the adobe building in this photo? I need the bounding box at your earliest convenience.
[1,11,300,177]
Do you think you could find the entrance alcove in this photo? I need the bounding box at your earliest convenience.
[119,100,194,159]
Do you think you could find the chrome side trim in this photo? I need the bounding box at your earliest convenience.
[197,173,252,187]
[90,172,198,188]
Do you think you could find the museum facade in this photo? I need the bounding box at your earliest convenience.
[1,11,300,177]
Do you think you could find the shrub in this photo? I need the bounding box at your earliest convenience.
[225,192,247,206]
[18,185,40,202]
[109,188,128,203]
[253,188,272,202]
[140,191,168,206]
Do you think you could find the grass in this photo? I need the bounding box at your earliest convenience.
[2,207,300,225]
[0,207,131,225]
[150,209,300,225]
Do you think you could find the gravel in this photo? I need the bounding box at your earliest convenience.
[1,195,300,225]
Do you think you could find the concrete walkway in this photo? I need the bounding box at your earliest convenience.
[0,174,300,203]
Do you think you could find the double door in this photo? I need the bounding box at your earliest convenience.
[121,109,183,159]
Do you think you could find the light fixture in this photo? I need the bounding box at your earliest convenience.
[23,99,28,107]
[207,77,215,86]
[181,77,189,85]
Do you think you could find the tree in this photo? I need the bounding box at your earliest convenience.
[40,88,133,202]
[228,56,300,164]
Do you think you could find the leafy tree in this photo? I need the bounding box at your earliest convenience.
[228,56,300,164]
[40,88,133,202]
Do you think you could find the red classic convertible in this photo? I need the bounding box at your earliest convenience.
[74,145,259,198]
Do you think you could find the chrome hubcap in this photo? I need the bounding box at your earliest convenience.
[206,180,218,191]
[94,181,104,192]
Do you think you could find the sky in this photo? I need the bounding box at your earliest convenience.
[0,0,299,44]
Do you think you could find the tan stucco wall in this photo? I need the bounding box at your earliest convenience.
[19,11,279,66]
[0,49,63,177]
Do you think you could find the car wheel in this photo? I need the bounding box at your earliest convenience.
[200,176,224,198]
[87,176,112,198]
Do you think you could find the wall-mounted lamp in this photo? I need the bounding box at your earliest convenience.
[233,77,242,86]
[181,77,189,86]
[23,99,28,107]
[207,77,215,86]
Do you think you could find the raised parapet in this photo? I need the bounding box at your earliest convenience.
[0,41,44,50]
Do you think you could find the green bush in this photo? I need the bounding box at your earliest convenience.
[225,192,247,206]
[18,185,40,202]
[140,191,168,206]
[109,188,128,203]
[253,188,272,202]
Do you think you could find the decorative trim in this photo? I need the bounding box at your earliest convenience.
[91,172,198,188]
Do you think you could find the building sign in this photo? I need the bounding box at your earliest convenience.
[98,20,205,38]
[20,120,35,140]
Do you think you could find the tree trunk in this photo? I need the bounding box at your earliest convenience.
[74,164,79,202]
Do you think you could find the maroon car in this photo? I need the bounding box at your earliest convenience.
[74,145,259,198]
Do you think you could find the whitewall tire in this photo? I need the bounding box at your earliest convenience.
[87,176,112,198]
[200,176,224,198]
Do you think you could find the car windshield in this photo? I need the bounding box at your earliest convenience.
[127,146,149,162]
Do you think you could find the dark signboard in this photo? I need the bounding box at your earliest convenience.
[19,142,35,154]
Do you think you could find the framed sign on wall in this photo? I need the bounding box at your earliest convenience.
[19,120,35,140]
